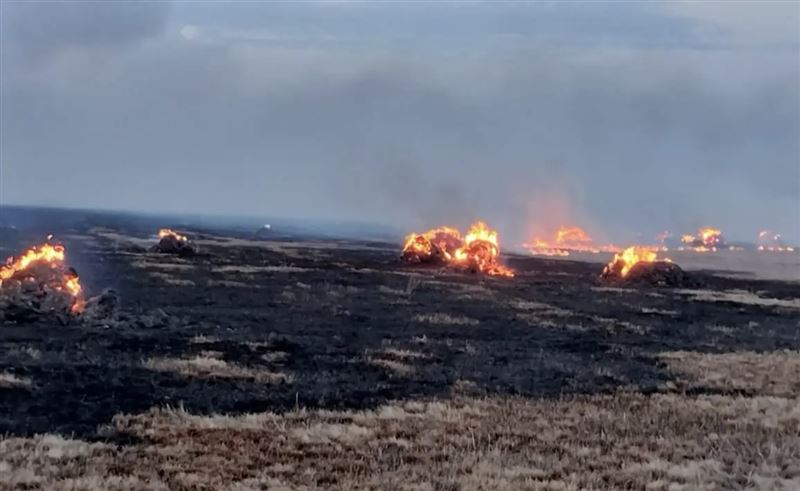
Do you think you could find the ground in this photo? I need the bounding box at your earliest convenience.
[1,209,799,490]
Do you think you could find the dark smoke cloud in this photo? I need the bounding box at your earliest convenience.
[1,2,797,245]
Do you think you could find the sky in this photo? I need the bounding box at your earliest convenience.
[1,1,798,245]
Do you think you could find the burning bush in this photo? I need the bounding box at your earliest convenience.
[601,246,692,287]
[151,229,196,257]
[402,222,514,277]
[0,241,86,321]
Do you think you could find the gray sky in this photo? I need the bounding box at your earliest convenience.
[1,1,798,245]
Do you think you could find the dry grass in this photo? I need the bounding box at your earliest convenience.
[677,289,800,310]
[90,229,153,247]
[366,348,429,377]
[2,392,799,490]
[509,298,570,317]
[413,313,480,326]
[189,335,219,344]
[147,272,196,287]
[381,348,430,360]
[130,260,194,271]
[590,286,635,294]
[0,372,32,389]
[367,358,416,376]
[661,350,800,397]
[143,356,291,384]
[641,307,678,316]
[213,265,312,274]
[378,285,406,296]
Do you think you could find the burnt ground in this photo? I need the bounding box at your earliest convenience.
[1,209,799,441]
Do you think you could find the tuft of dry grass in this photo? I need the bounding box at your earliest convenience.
[143,356,291,384]
[677,289,800,310]
[130,260,194,271]
[641,307,678,316]
[147,272,196,287]
[188,334,219,345]
[412,313,479,326]
[367,358,416,376]
[0,372,32,389]
[366,348,429,377]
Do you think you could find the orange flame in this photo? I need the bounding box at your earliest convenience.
[524,225,618,256]
[604,246,669,278]
[402,221,514,277]
[1,243,65,282]
[158,228,188,242]
[681,228,723,251]
[555,226,592,245]
[0,240,85,313]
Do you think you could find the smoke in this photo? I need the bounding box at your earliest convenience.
[1,2,798,244]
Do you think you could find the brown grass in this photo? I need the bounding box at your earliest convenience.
[2,391,798,490]
[147,272,196,287]
[143,356,291,384]
[661,350,800,397]
[677,289,800,310]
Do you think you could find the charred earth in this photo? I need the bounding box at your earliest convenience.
[1,208,799,489]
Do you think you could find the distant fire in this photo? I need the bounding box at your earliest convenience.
[158,228,188,242]
[555,226,592,245]
[680,227,723,252]
[757,230,795,252]
[0,240,85,313]
[402,221,514,277]
[525,225,619,256]
[603,246,670,278]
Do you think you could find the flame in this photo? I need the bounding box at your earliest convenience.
[0,240,85,313]
[699,228,722,245]
[402,226,462,262]
[0,243,65,282]
[555,226,592,244]
[681,228,723,251]
[524,225,618,256]
[158,228,188,242]
[402,221,514,277]
[604,246,670,278]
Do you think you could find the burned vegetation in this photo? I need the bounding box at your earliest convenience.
[1,212,800,490]
[599,246,699,288]
[150,229,196,257]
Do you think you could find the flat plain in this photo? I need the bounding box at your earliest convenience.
[1,210,799,490]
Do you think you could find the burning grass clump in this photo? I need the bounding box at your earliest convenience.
[681,227,725,251]
[150,229,196,257]
[0,241,86,323]
[401,221,514,277]
[600,246,696,287]
[0,238,121,325]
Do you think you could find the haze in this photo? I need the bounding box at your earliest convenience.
[1,1,798,245]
